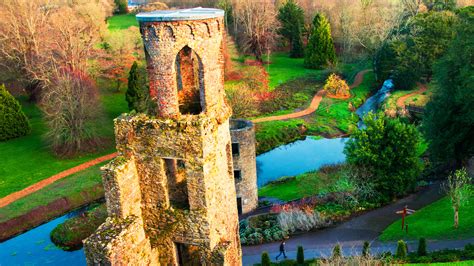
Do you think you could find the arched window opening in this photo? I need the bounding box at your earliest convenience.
[175,46,204,115]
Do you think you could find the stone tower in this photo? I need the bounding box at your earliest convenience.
[230,119,258,214]
[84,8,242,265]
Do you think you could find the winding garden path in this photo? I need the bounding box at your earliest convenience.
[252,69,372,123]
[0,152,117,208]
[396,83,428,108]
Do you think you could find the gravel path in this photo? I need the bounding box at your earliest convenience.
[396,83,428,108]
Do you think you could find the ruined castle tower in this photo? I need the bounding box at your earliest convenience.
[84,8,242,265]
[230,119,258,214]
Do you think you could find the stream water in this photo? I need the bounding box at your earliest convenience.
[0,80,393,265]
[0,210,87,265]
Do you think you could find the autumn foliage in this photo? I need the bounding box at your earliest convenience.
[324,73,350,99]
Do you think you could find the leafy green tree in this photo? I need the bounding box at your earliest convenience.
[410,11,458,80]
[423,9,473,166]
[114,0,128,14]
[216,0,234,31]
[0,84,31,141]
[375,11,458,89]
[304,13,336,69]
[445,168,472,228]
[261,252,271,266]
[125,62,148,113]
[277,0,305,58]
[424,0,457,11]
[297,245,304,264]
[344,112,423,202]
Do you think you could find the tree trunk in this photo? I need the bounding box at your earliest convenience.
[454,207,459,228]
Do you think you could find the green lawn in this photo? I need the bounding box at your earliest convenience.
[258,165,348,201]
[265,52,324,89]
[107,13,138,31]
[0,100,116,198]
[0,163,104,223]
[311,71,375,136]
[379,191,474,241]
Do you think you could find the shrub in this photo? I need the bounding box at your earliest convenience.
[50,204,107,250]
[332,244,342,259]
[465,244,474,251]
[297,246,304,264]
[418,237,427,256]
[0,84,31,141]
[277,205,328,234]
[114,0,128,14]
[362,241,370,257]
[261,252,271,266]
[396,240,407,259]
[225,84,259,118]
[240,214,287,245]
[323,74,350,98]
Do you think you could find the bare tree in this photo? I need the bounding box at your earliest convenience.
[41,68,100,156]
[0,0,109,97]
[233,0,278,62]
[444,168,472,228]
[0,0,52,94]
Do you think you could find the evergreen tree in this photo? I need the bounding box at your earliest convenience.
[423,8,474,167]
[332,244,342,259]
[297,246,304,264]
[362,241,371,257]
[418,238,428,256]
[125,62,148,113]
[0,84,31,141]
[261,252,271,266]
[396,240,408,259]
[304,13,336,69]
[277,0,305,58]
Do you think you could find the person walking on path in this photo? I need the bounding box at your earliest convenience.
[276,240,288,260]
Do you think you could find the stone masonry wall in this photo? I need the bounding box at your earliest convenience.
[85,10,241,265]
[230,119,258,214]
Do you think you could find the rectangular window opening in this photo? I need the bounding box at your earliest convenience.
[165,158,190,210]
[234,170,242,181]
[175,242,200,265]
[232,143,240,156]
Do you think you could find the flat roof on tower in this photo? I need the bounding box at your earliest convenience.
[136,7,224,22]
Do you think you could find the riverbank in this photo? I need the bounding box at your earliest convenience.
[0,164,105,242]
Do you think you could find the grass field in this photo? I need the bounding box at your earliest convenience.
[107,13,138,31]
[311,71,375,136]
[258,165,348,201]
[380,190,474,241]
[0,163,104,223]
[0,99,117,198]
